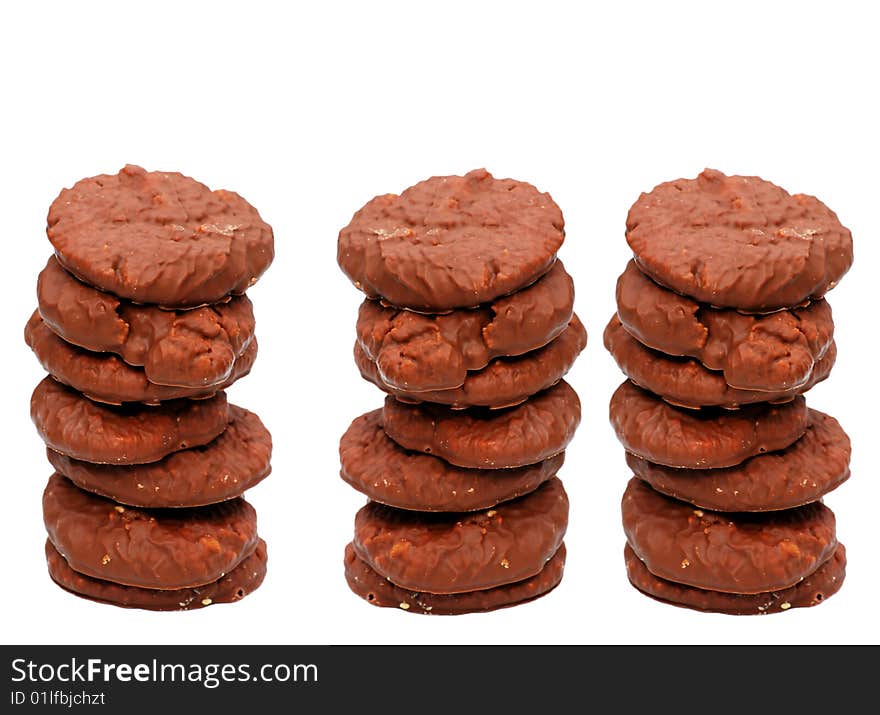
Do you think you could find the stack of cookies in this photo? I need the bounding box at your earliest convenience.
[26,165,274,610]
[337,169,585,614]
[605,169,853,614]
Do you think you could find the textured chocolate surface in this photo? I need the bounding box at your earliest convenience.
[338,169,565,311]
[615,260,835,391]
[48,405,271,508]
[356,314,586,408]
[26,311,256,405]
[383,380,579,469]
[609,380,807,468]
[47,538,267,610]
[357,260,574,392]
[621,478,837,594]
[626,169,853,311]
[38,256,256,388]
[627,408,850,511]
[354,477,568,594]
[43,473,258,589]
[340,409,563,511]
[31,377,229,464]
[47,165,274,307]
[345,542,564,615]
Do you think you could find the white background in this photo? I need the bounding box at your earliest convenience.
[1,1,877,645]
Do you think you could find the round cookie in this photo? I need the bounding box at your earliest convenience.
[338,168,565,311]
[31,377,229,465]
[43,473,259,589]
[615,260,835,392]
[354,477,568,594]
[345,542,565,615]
[47,165,274,308]
[621,477,837,594]
[357,260,574,392]
[624,542,845,615]
[46,538,268,610]
[340,409,564,511]
[26,311,257,405]
[37,255,256,389]
[382,381,580,469]
[626,408,850,512]
[625,169,853,311]
[604,315,835,408]
[48,405,272,508]
[356,314,587,409]
[609,380,807,469]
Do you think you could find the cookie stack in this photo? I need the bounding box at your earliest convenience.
[605,169,853,614]
[337,169,585,614]
[26,165,274,610]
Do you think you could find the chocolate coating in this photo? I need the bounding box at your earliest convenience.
[340,409,563,511]
[356,314,587,409]
[48,405,272,508]
[47,538,268,610]
[627,408,850,512]
[354,477,568,594]
[621,477,837,594]
[47,165,274,308]
[609,380,807,468]
[383,380,580,469]
[345,542,565,615]
[31,377,229,465]
[43,473,259,589]
[625,169,852,311]
[357,260,574,392]
[615,260,835,392]
[338,169,565,311]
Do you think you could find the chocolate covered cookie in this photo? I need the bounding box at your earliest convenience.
[31,377,229,464]
[621,478,837,594]
[47,165,274,307]
[353,477,568,594]
[340,409,563,511]
[626,169,853,311]
[383,381,580,469]
[609,380,807,468]
[338,169,565,311]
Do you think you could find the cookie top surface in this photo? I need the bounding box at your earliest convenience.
[43,473,259,589]
[338,169,565,311]
[340,409,563,512]
[353,477,568,594]
[621,477,837,594]
[626,169,853,311]
[47,165,274,307]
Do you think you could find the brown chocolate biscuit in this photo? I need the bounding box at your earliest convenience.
[354,477,568,594]
[26,311,256,405]
[340,409,563,511]
[615,260,835,392]
[48,406,272,508]
[626,408,850,512]
[357,260,574,393]
[46,538,268,610]
[622,477,837,594]
[383,381,580,469]
[31,377,229,465]
[345,542,565,615]
[43,473,259,589]
[609,380,807,468]
[338,169,565,311]
[624,542,845,615]
[47,165,274,308]
[37,256,256,389]
[604,315,835,408]
[356,314,587,409]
